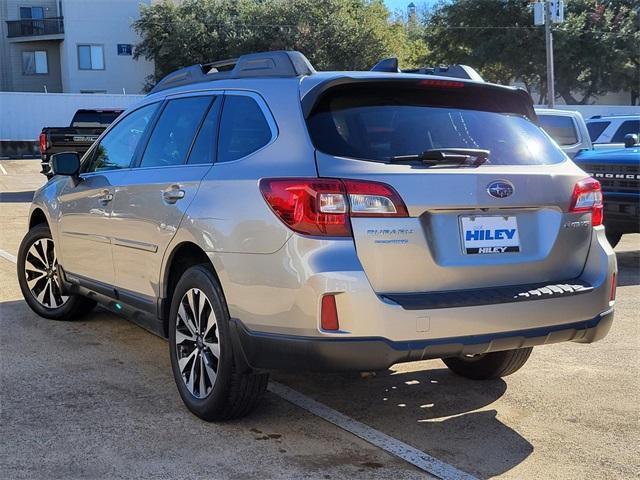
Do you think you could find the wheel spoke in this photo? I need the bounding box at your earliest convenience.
[178,302,197,337]
[199,355,207,396]
[203,310,216,338]
[186,289,199,332]
[178,347,198,375]
[204,340,220,359]
[187,351,199,394]
[26,270,46,289]
[202,352,217,386]
[28,242,48,269]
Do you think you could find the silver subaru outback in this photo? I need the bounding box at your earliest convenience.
[18,51,617,421]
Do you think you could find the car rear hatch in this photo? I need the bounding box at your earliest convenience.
[303,78,598,294]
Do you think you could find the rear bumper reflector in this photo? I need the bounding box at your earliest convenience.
[382,280,593,310]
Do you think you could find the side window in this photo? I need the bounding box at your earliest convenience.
[217,95,273,163]
[84,103,158,173]
[538,115,578,146]
[611,120,640,143]
[139,96,212,168]
[586,121,610,142]
[187,97,221,165]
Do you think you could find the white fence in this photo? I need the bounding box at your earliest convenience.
[0,92,144,141]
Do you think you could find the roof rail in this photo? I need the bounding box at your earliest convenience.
[371,57,484,82]
[149,50,316,94]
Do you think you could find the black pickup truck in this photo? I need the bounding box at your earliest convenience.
[574,135,640,247]
[39,109,123,177]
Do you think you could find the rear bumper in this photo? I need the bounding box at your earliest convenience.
[230,308,614,372]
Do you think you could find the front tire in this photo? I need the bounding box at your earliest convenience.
[17,224,95,320]
[443,347,533,380]
[168,264,268,421]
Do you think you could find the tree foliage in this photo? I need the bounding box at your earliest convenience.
[133,0,417,87]
[133,0,638,104]
[422,0,639,105]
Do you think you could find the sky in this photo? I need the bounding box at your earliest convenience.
[383,0,439,15]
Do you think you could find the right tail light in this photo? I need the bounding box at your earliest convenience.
[570,177,603,226]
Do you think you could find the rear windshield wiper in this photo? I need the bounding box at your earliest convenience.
[389,148,490,167]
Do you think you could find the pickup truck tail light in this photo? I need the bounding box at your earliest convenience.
[569,178,603,226]
[38,133,47,154]
[259,178,408,237]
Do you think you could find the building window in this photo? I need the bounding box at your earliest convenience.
[20,6,44,20]
[22,51,48,75]
[78,45,104,70]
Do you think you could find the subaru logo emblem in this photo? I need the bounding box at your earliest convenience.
[487,181,514,199]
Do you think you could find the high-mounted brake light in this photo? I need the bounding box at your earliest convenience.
[259,178,408,237]
[569,177,603,226]
[419,79,465,88]
[38,133,47,154]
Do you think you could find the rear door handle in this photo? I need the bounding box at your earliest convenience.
[99,189,113,204]
[163,185,185,203]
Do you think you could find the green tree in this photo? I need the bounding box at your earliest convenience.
[133,0,418,88]
[421,0,639,105]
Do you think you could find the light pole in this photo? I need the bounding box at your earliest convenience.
[544,1,555,108]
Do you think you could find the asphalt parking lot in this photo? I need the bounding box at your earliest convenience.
[1,159,638,480]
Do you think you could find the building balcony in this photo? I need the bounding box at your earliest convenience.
[6,17,64,42]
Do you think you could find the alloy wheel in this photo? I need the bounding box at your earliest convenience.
[24,238,68,309]
[175,288,220,399]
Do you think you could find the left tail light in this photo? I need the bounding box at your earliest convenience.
[570,177,603,226]
[38,133,47,154]
[259,178,408,237]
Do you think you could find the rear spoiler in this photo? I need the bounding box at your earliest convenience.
[370,57,484,82]
[301,77,537,122]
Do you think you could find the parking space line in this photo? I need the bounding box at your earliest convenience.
[269,381,478,480]
[0,248,17,264]
[0,247,474,479]
[0,163,7,175]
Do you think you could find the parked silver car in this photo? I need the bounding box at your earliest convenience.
[18,51,617,421]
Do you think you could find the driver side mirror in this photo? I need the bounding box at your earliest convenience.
[51,152,81,176]
[624,133,639,148]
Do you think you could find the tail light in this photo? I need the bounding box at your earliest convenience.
[569,178,603,226]
[259,178,408,237]
[38,133,47,154]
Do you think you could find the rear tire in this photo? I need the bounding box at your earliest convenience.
[443,347,533,380]
[17,224,96,320]
[168,264,268,421]
[606,230,622,249]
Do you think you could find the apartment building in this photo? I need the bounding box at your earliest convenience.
[0,0,154,94]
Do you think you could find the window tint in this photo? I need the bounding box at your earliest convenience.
[187,97,221,165]
[538,115,578,146]
[307,88,566,166]
[72,110,122,127]
[611,120,640,143]
[586,121,610,142]
[84,103,158,173]
[139,96,212,168]
[218,95,272,163]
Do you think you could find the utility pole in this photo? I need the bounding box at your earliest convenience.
[544,1,555,108]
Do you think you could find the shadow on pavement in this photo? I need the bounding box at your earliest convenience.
[274,367,533,478]
[0,190,35,203]
[616,249,639,287]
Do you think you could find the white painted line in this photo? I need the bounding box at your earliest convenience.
[269,381,478,480]
[0,248,17,264]
[0,163,8,175]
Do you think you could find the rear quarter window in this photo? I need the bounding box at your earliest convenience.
[538,115,579,146]
[306,86,566,166]
[217,95,272,163]
[586,121,610,142]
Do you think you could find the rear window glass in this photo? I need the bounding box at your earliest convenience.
[72,110,122,127]
[538,114,579,145]
[586,121,610,142]
[307,87,566,166]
